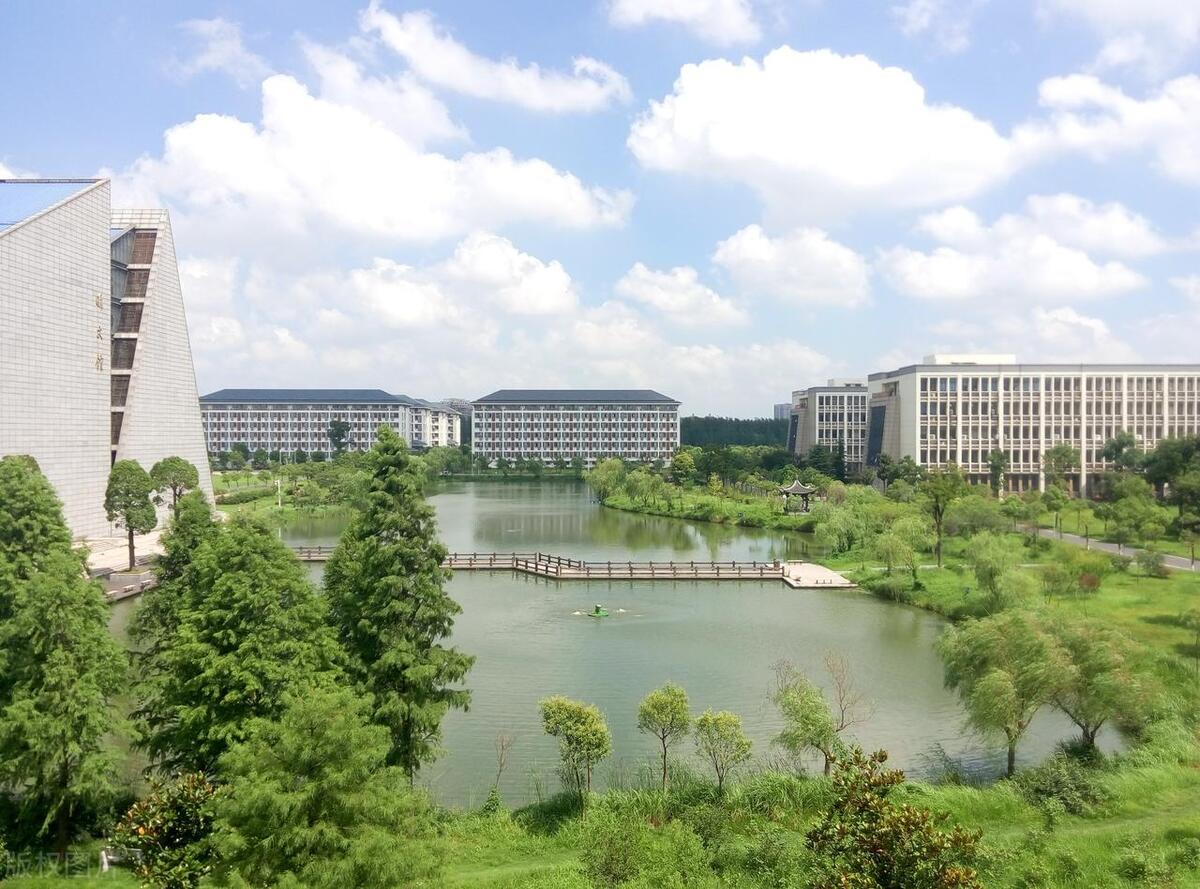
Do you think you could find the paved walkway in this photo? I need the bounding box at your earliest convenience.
[1035,527,1198,573]
[80,530,165,576]
[782,561,856,589]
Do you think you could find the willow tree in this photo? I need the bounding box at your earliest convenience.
[324,426,473,780]
[938,611,1072,776]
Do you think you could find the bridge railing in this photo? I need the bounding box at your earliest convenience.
[292,546,788,580]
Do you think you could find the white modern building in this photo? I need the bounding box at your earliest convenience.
[0,178,213,538]
[788,380,868,470]
[866,355,1200,493]
[199,389,461,457]
[471,389,680,466]
[773,402,791,421]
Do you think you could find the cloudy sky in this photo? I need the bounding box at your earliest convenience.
[3,1,1199,415]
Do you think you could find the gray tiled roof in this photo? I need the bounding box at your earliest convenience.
[474,389,679,404]
[200,388,413,405]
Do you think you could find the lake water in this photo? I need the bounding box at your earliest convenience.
[114,480,1118,807]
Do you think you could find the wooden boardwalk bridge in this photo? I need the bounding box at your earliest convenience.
[289,547,852,589]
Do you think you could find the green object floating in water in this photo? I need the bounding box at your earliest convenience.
[589,604,610,618]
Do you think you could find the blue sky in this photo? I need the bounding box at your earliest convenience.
[2,0,1198,415]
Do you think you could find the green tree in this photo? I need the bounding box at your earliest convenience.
[539,696,612,806]
[873,532,912,576]
[106,459,158,570]
[964,532,1026,613]
[773,666,838,776]
[773,656,868,776]
[1042,444,1080,488]
[250,448,269,470]
[130,491,218,673]
[944,495,1006,538]
[1172,469,1200,520]
[586,458,627,501]
[0,455,73,633]
[670,450,697,484]
[327,419,351,454]
[324,427,473,781]
[1050,620,1146,749]
[938,611,1072,776]
[694,709,751,794]
[892,515,934,583]
[227,450,247,470]
[0,465,126,859]
[115,772,218,889]
[986,449,1009,496]
[806,748,981,889]
[1102,431,1142,473]
[637,683,691,791]
[1042,484,1070,537]
[212,687,442,889]
[150,456,201,517]
[919,466,968,567]
[136,517,340,772]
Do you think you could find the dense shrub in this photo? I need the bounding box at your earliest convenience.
[730,771,832,821]
[114,772,217,889]
[866,575,913,603]
[745,822,813,889]
[1011,755,1110,816]
[213,486,274,505]
[580,807,647,887]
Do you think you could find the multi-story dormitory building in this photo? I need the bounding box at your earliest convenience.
[471,389,680,467]
[787,380,868,471]
[199,389,461,458]
[865,355,1200,494]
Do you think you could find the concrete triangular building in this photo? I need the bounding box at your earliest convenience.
[0,179,212,539]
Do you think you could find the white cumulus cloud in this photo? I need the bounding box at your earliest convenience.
[1017,73,1200,186]
[442,232,577,315]
[608,0,761,46]
[712,224,871,307]
[117,74,631,247]
[615,263,746,325]
[302,41,465,147]
[362,3,630,112]
[880,203,1148,302]
[629,48,1016,220]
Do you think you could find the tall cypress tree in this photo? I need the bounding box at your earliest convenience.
[129,490,217,655]
[325,426,474,780]
[0,458,125,858]
[135,516,341,773]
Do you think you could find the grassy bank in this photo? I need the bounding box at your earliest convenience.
[18,724,1200,888]
[603,489,818,532]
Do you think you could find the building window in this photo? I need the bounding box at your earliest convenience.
[112,339,136,370]
[130,230,157,265]
[111,375,130,407]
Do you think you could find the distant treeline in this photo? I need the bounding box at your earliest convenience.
[680,415,789,447]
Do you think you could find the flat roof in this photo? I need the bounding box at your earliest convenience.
[474,389,679,405]
[0,179,100,233]
[869,363,1200,381]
